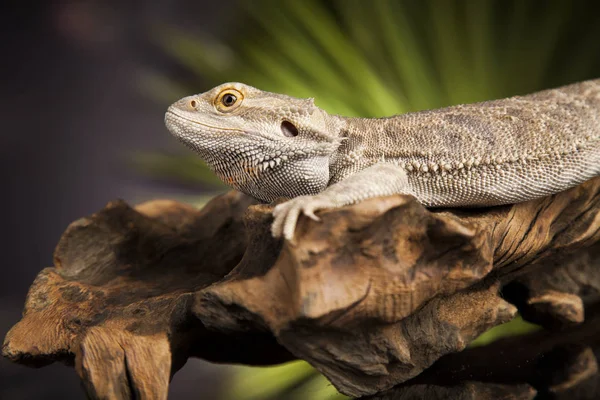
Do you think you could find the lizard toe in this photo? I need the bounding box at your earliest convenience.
[302,207,321,221]
[282,205,302,241]
[271,199,302,239]
[271,216,284,238]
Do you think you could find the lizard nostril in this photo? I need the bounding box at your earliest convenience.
[281,121,299,137]
[188,99,198,110]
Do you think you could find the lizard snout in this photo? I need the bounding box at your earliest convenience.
[170,95,202,113]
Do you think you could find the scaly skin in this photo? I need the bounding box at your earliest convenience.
[164,79,600,240]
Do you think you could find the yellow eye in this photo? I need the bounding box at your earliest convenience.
[215,89,243,112]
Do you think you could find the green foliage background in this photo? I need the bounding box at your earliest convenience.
[141,1,600,398]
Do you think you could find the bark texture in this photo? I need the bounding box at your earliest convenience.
[3,177,600,398]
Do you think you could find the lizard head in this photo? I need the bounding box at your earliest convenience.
[164,82,343,202]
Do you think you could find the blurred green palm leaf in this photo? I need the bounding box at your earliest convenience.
[140,0,600,398]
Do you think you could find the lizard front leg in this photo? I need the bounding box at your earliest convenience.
[271,163,411,240]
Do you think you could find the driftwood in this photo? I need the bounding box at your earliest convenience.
[2,177,600,398]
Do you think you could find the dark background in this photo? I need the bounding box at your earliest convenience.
[2,1,600,399]
[1,1,234,398]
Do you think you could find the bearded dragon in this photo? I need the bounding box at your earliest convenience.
[164,79,600,240]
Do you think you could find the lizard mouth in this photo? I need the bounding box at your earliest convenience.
[165,109,249,135]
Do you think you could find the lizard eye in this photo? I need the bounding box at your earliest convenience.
[215,89,243,112]
[222,94,236,106]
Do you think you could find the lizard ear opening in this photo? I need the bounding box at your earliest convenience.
[281,121,299,137]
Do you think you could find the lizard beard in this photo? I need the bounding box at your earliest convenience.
[205,146,331,202]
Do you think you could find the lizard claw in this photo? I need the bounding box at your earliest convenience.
[271,195,330,241]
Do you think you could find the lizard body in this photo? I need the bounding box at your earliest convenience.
[165,79,600,239]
